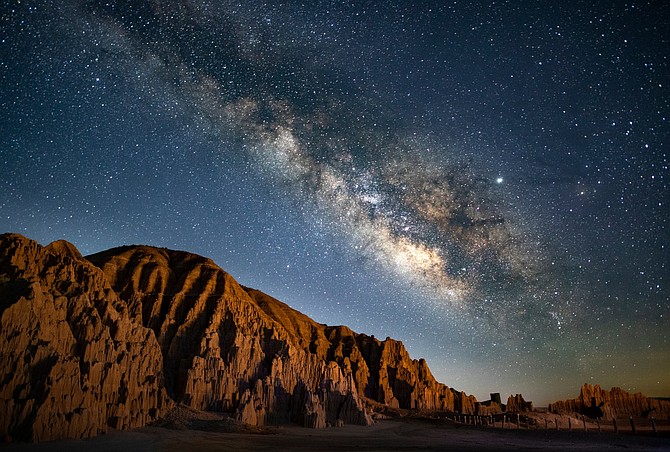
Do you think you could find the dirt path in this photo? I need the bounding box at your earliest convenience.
[5,418,670,451]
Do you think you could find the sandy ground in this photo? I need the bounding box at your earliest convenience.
[4,414,670,451]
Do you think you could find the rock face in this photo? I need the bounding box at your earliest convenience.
[548,384,670,420]
[88,244,477,423]
[505,394,532,413]
[0,233,479,441]
[0,234,171,442]
[319,328,477,414]
[475,393,503,415]
[86,245,372,428]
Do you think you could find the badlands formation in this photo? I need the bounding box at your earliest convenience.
[1,233,668,443]
[0,233,475,441]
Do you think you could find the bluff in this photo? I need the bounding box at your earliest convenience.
[86,243,371,429]
[548,384,670,420]
[0,234,476,441]
[0,234,170,442]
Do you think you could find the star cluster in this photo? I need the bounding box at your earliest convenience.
[1,0,668,404]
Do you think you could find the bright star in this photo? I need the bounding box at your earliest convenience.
[496,177,503,184]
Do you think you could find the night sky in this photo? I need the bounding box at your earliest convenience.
[1,1,668,405]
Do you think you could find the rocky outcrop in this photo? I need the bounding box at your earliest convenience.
[88,247,476,418]
[476,393,503,415]
[0,234,170,442]
[246,288,476,414]
[330,330,476,414]
[476,402,503,416]
[0,233,480,441]
[548,384,670,420]
[88,244,478,419]
[505,394,532,413]
[86,245,372,428]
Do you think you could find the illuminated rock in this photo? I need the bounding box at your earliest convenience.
[0,233,480,441]
[548,384,670,420]
[0,234,170,442]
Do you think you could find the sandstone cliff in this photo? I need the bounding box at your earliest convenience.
[0,234,479,441]
[88,244,477,421]
[0,234,171,442]
[548,384,670,420]
[246,288,476,414]
[86,245,371,428]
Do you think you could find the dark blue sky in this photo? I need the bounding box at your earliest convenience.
[1,0,668,404]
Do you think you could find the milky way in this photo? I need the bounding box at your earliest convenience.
[1,0,668,404]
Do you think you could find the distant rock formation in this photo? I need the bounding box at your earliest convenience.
[474,393,532,415]
[0,234,478,441]
[548,384,670,420]
[476,398,503,416]
[505,394,532,413]
[0,234,171,442]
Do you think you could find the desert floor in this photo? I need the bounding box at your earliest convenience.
[4,415,670,451]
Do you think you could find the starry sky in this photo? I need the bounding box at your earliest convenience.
[1,1,668,405]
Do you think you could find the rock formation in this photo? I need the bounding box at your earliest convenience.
[0,234,171,442]
[86,244,372,429]
[87,244,477,420]
[475,393,503,416]
[476,401,503,416]
[548,384,670,420]
[0,233,479,441]
[505,394,532,413]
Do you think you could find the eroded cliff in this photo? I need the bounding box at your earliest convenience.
[548,384,670,420]
[0,234,170,442]
[86,245,372,428]
[1,234,478,441]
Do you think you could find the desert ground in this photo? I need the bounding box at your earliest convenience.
[4,411,670,452]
